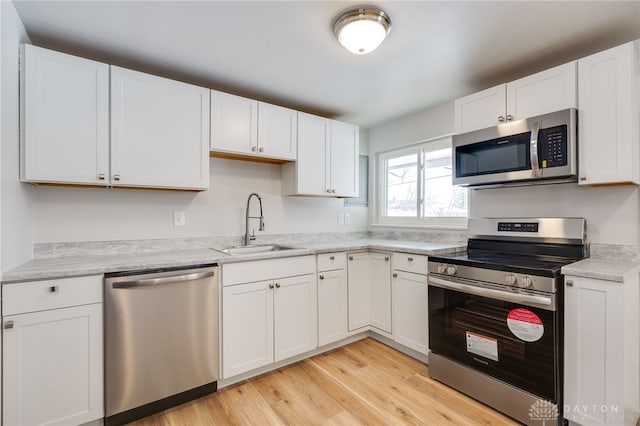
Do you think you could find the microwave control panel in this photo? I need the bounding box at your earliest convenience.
[539,125,568,168]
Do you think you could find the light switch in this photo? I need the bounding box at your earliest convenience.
[337,211,345,225]
[173,211,186,227]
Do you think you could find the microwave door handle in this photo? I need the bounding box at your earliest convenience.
[530,122,541,177]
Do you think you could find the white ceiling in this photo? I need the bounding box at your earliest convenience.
[12,1,640,128]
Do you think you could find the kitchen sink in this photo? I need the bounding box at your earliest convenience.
[213,244,298,255]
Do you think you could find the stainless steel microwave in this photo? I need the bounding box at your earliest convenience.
[452,108,577,187]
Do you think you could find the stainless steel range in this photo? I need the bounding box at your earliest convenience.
[427,217,587,425]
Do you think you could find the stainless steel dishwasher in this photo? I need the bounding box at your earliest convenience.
[104,264,219,426]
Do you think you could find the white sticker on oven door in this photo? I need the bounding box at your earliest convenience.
[507,308,544,342]
[465,331,498,361]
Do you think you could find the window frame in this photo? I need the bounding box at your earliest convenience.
[376,136,468,229]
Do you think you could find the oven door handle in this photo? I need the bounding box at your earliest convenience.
[428,276,554,310]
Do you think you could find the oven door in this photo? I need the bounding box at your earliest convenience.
[428,275,560,402]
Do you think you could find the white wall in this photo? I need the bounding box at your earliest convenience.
[1,1,33,272]
[367,102,639,246]
[33,157,368,243]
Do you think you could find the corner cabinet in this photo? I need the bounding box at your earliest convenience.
[577,41,640,186]
[210,90,297,162]
[21,45,210,191]
[110,67,210,190]
[20,45,110,186]
[2,276,104,426]
[282,112,359,197]
[454,61,577,134]
[564,274,640,426]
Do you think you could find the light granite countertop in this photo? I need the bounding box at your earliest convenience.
[561,258,640,282]
[2,239,466,283]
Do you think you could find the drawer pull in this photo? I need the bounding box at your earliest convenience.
[319,275,325,280]
[49,286,59,293]
[566,280,574,287]
[385,256,389,261]
[407,257,414,262]
[349,256,354,261]
[392,273,398,278]
[275,283,281,288]
[330,256,335,260]
[4,321,14,330]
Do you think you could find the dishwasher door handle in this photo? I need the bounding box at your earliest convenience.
[112,271,215,289]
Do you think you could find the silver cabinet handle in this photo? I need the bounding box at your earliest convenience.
[349,256,354,261]
[330,256,335,260]
[498,116,505,122]
[113,174,121,181]
[259,147,264,153]
[566,280,574,287]
[392,273,398,278]
[252,146,257,152]
[112,271,214,289]
[331,189,336,193]
[269,283,274,289]
[326,189,332,193]
[407,257,413,262]
[4,321,14,330]
[506,114,513,121]
[385,256,389,261]
[49,286,59,293]
[275,283,281,288]
[579,174,587,181]
[319,275,325,280]
[530,121,541,178]
[98,174,105,180]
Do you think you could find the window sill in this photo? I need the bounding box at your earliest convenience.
[370,223,468,231]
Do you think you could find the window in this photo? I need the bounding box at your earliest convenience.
[378,137,468,227]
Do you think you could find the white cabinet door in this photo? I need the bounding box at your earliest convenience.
[210,90,258,156]
[274,274,317,362]
[21,45,109,185]
[258,102,297,160]
[110,66,210,190]
[330,120,359,197]
[369,252,392,334]
[3,304,103,426]
[454,84,506,134]
[506,61,577,121]
[318,269,348,346]
[564,276,624,425]
[222,280,274,378]
[392,271,428,354]
[347,252,370,331]
[577,41,639,186]
[293,112,331,195]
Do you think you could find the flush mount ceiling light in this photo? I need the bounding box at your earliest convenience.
[333,7,392,55]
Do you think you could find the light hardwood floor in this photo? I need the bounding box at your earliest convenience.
[130,338,518,425]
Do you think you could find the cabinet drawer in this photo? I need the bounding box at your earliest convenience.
[392,253,428,275]
[2,275,103,316]
[222,255,315,286]
[317,252,346,272]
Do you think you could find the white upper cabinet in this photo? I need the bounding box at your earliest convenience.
[210,90,297,161]
[110,66,210,190]
[577,41,639,186]
[21,45,110,185]
[210,90,258,156]
[454,61,577,134]
[282,112,359,197]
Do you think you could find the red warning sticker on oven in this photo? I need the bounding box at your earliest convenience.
[507,308,544,342]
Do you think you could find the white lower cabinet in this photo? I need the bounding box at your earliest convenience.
[2,276,103,426]
[347,252,392,334]
[221,257,317,379]
[317,253,348,346]
[392,270,429,355]
[564,275,639,426]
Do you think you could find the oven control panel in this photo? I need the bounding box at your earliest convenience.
[497,222,539,233]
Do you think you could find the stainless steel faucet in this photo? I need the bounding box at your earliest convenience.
[244,193,265,245]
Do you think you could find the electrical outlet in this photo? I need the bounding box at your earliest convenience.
[173,211,186,227]
[345,212,351,224]
[337,211,345,225]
